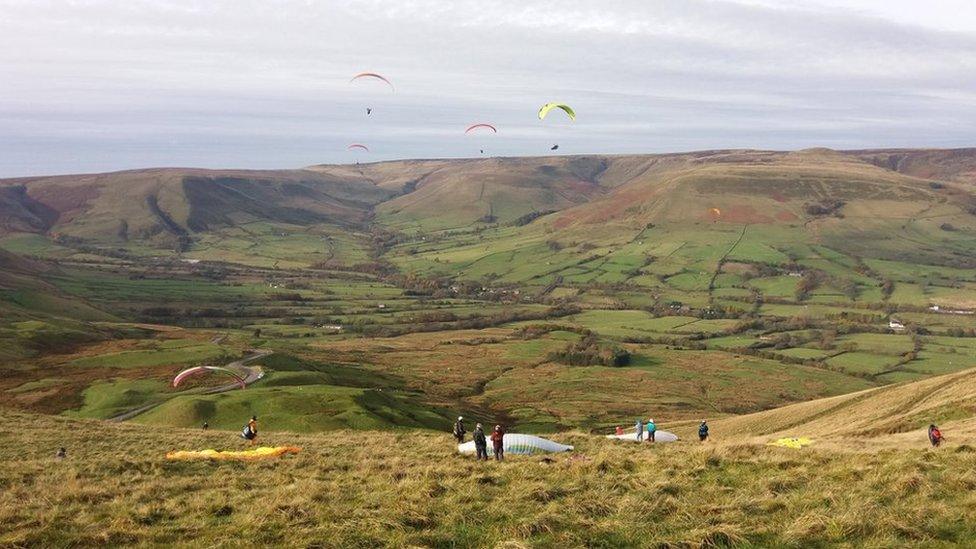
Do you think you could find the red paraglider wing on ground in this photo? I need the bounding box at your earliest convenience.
[173,366,246,389]
[465,123,497,134]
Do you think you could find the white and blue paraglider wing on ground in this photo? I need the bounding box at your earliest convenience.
[458,433,573,455]
[606,431,679,443]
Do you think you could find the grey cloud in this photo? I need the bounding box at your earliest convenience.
[1,0,975,176]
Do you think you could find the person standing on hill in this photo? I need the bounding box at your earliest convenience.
[473,423,488,461]
[635,419,644,442]
[929,424,943,447]
[646,418,656,443]
[202,422,209,431]
[491,425,505,461]
[453,416,467,444]
[699,420,709,442]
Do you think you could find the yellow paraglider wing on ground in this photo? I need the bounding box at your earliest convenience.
[538,103,576,121]
[166,446,301,461]
[768,437,812,449]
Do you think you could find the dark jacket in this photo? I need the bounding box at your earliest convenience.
[473,428,487,447]
[699,423,709,437]
[453,420,466,437]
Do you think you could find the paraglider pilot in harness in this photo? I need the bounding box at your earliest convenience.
[242,416,258,445]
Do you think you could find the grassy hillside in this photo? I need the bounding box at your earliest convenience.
[715,365,976,444]
[0,168,394,254]
[4,366,976,547]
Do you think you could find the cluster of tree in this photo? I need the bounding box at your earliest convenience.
[513,323,588,340]
[804,199,845,217]
[548,333,631,367]
[511,210,556,227]
[266,293,307,302]
[350,305,581,338]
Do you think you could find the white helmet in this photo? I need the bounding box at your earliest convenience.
[458,416,463,421]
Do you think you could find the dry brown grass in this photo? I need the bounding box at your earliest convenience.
[3,403,976,547]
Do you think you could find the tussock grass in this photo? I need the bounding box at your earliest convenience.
[3,410,976,547]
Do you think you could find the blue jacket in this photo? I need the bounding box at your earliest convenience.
[647,421,656,433]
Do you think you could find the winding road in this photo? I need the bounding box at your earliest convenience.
[108,349,272,422]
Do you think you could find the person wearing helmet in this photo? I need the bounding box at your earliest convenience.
[453,416,466,444]
[929,424,943,447]
[473,423,488,460]
[699,420,709,442]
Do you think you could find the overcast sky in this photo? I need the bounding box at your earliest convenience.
[2,0,976,177]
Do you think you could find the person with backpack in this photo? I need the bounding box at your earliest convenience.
[453,416,466,444]
[242,416,258,445]
[635,419,644,442]
[929,424,943,447]
[699,420,709,442]
[490,425,505,461]
[646,418,656,443]
[473,423,488,461]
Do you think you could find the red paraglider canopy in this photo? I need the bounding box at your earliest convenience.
[349,72,395,91]
[172,366,246,390]
[347,143,369,152]
[465,123,497,134]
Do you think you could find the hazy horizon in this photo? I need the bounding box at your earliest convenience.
[3,0,976,177]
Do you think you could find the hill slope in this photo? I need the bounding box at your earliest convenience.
[4,367,976,546]
[717,365,976,446]
[0,168,395,249]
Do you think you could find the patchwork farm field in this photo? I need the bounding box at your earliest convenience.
[1,150,976,442]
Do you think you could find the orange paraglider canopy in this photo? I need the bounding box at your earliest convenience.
[349,72,395,91]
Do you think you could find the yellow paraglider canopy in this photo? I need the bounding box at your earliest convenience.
[538,102,576,121]
[768,437,812,449]
[166,446,300,461]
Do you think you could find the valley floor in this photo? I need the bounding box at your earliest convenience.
[3,409,976,547]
